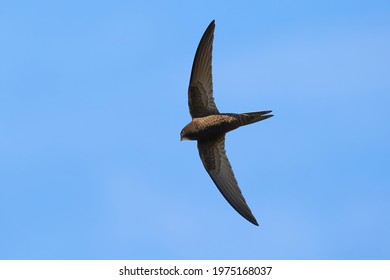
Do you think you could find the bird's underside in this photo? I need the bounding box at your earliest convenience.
[181,20,273,226]
[185,112,272,141]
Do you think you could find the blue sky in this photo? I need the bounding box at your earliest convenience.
[1,0,389,259]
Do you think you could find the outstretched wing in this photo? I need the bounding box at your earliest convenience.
[188,20,219,118]
[197,136,259,226]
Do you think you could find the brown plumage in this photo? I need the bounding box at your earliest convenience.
[180,20,273,226]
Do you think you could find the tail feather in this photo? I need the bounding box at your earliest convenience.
[239,110,273,126]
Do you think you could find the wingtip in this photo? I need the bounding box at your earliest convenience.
[249,217,259,226]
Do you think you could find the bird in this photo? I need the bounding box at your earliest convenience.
[180,20,273,226]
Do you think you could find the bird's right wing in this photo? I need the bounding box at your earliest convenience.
[188,20,220,118]
[197,136,259,226]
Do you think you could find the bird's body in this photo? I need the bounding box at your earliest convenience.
[182,112,272,141]
[181,20,273,226]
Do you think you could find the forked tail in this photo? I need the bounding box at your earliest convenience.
[238,110,273,126]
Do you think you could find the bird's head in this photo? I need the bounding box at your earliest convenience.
[180,128,190,141]
[180,122,196,141]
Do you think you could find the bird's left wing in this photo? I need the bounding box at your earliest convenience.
[188,20,219,118]
[197,136,259,225]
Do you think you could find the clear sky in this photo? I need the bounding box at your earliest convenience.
[1,0,389,259]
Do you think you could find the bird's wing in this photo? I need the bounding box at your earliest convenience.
[188,20,219,118]
[197,136,259,225]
